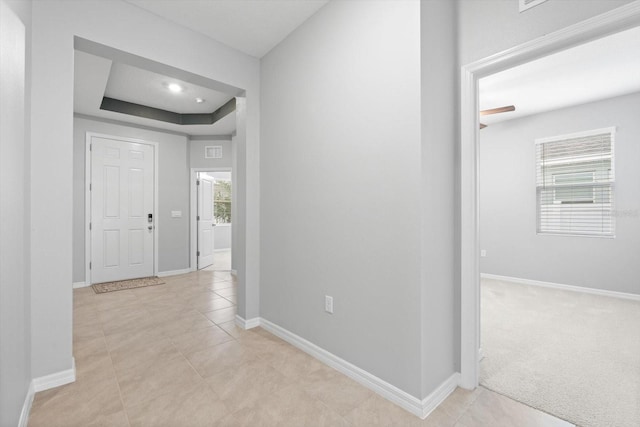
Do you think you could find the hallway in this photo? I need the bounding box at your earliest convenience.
[28,271,571,426]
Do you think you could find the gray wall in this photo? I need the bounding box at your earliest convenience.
[73,116,191,282]
[231,132,239,272]
[261,0,423,397]
[259,0,632,400]
[480,92,640,295]
[189,139,232,169]
[420,0,458,397]
[0,0,31,424]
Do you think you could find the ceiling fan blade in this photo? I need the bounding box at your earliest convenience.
[479,123,487,129]
[480,105,515,116]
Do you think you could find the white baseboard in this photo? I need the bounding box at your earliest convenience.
[72,281,88,289]
[18,381,35,427]
[157,268,192,278]
[258,317,459,419]
[481,273,640,301]
[32,358,76,392]
[214,248,231,252]
[420,372,460,419]
[235,314,260,330]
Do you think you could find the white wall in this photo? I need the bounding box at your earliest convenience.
[457,0,634,65]
[214,225,232,251]
[0,0,31,424]
[261,0,423,397]
[480,92,640,295]
[30,0,260,379]
[73,116,191,282]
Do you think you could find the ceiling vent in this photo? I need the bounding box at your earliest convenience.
[205,146,223,159]
[519,0,548,12]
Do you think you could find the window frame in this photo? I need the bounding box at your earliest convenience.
[535,127,616,238]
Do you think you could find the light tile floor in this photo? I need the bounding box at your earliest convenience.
[29,270,572,426]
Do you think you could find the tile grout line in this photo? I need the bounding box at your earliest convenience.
[107,347,133,427]
[449,387,484,426]
[98,310,133,427]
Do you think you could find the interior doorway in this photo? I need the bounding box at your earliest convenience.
[475,25,640,426]
[460,5,640,391]
[196,172,216,269]
[192,168,233,272]
[461,6,640,427]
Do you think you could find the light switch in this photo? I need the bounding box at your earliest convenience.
[171,210,182,218]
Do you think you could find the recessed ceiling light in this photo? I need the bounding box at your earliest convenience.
[167,83,183,93]
[195,97,205,103]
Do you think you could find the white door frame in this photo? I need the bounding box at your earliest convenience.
[459,2,640,390]
[85,132,159,285]
[190,167,232,271]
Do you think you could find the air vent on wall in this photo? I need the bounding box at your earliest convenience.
[205,146,223,159]
[519,0,548,12]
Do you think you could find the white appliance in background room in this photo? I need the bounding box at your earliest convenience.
[197,172,216,269]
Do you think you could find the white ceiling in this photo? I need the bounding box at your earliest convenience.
[74,0,332,136]
[124,0,329,58]
[479,26,640,126]
[74,50,237,136]
[105,63,233,114]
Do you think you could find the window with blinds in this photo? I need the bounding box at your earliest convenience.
[535,127,615,237]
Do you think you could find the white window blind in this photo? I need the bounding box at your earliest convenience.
[536,127,615,237]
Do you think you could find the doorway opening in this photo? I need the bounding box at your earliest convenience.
[194,169,233,272]
[74,37,248,306]
[461,4,640,427]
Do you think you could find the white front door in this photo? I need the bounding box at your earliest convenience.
[90,136,155,283]
[197,173,215,269]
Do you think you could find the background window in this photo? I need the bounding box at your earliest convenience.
[552,171,595,204]
[536,128,615,237]
[214,180,231,224]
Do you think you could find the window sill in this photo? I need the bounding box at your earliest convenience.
[536,232,615,239]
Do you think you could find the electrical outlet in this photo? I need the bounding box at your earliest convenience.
[325,295,333,314]
[481,249,487,257]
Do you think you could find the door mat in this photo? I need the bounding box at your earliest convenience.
[91,276,165,294]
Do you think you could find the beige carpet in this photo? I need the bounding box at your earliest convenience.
[92,276,164,294]
[481,278,640,427]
